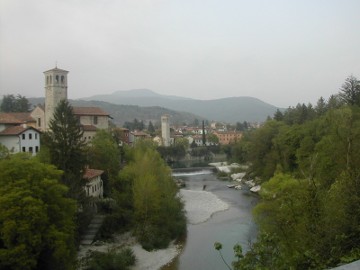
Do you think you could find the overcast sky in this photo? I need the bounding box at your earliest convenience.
[1,0,359,108]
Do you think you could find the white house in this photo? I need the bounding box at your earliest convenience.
[0,125,41,155]
[83,168,104,198]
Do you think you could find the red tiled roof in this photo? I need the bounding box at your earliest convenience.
[83,168,104,180]
[0,113,35,124]
[213,130,242,135]
[72,107,109,116]
[0,125,40,136]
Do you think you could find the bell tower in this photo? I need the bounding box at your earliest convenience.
[161,114,171,147]
[44,67,69,130]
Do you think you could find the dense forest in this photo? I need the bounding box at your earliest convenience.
[227,75,360,269]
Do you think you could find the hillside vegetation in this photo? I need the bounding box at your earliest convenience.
[82,89,280,123]
[28,98,205,126]
[229,75,360,269]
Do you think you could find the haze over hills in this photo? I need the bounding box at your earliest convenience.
[82,89,280,123]
[28,98,205,127]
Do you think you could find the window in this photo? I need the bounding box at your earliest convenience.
[93,116,98,125]
[22,147,26,152]
[55,75,59,83]
[29,133,32,140]
[22,134,25,140]
[61,75,64,83]
[49,75,52,84]
[29,147,33,153]
[38,118,41,127]
[35,146,39,152]
[35,133,38,139]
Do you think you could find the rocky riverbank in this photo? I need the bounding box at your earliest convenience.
[78,188,229,270]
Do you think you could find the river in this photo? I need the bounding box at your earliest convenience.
[166,168,258,270]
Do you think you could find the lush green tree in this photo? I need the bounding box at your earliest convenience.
[231,88,360,269]
[119,142,186,250]
[339,75,360,106]
[202,120,206,145]
[157,137,188,162]
[207,133,220,145]
[42,100,87,199]
[272,124,304,173]
[87,130,120,177]
[190,140,197,148]
[0,154,77,270]
[0,94,30,112]
[190,146,211,160]
[174,137,189,149]
[283,103,315,125]
[0,94,15,112]
[123,118,145,131]
[87,130,121,196]
[327,94,342,110]
[313,106,360,188]
[315,96,327,116]
[273,109,284,121]
[85,248,135,270]
[0,143,10,159]
[241,173,325,269]
[231,135,250,164]
[148,121,155,134]
[247,120,283,181]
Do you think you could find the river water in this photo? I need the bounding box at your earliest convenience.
[167,168,258,270]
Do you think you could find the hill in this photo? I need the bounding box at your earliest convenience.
[82,89,280,123]
[28,98,205,127]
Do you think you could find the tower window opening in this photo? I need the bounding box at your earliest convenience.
[61,76,65,83]
[49,76,52,84]
[55,75,59,83]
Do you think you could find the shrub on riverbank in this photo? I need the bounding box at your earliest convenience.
[85,248,135,270]
[119,142,187,251]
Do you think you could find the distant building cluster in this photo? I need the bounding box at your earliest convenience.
[0,66,257,198]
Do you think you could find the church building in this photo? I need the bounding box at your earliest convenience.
[0,66,111,154]
[32,66,111,141]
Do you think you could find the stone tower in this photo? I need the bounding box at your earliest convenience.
[44,67,69,130]
[161,114,170,147]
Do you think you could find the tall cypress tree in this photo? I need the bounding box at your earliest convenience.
[43,100,86,200]
[202,120,206,146]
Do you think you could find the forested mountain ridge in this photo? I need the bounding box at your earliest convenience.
[230,75,360,269]
[81,89,280,123]
[28,98,205,126]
